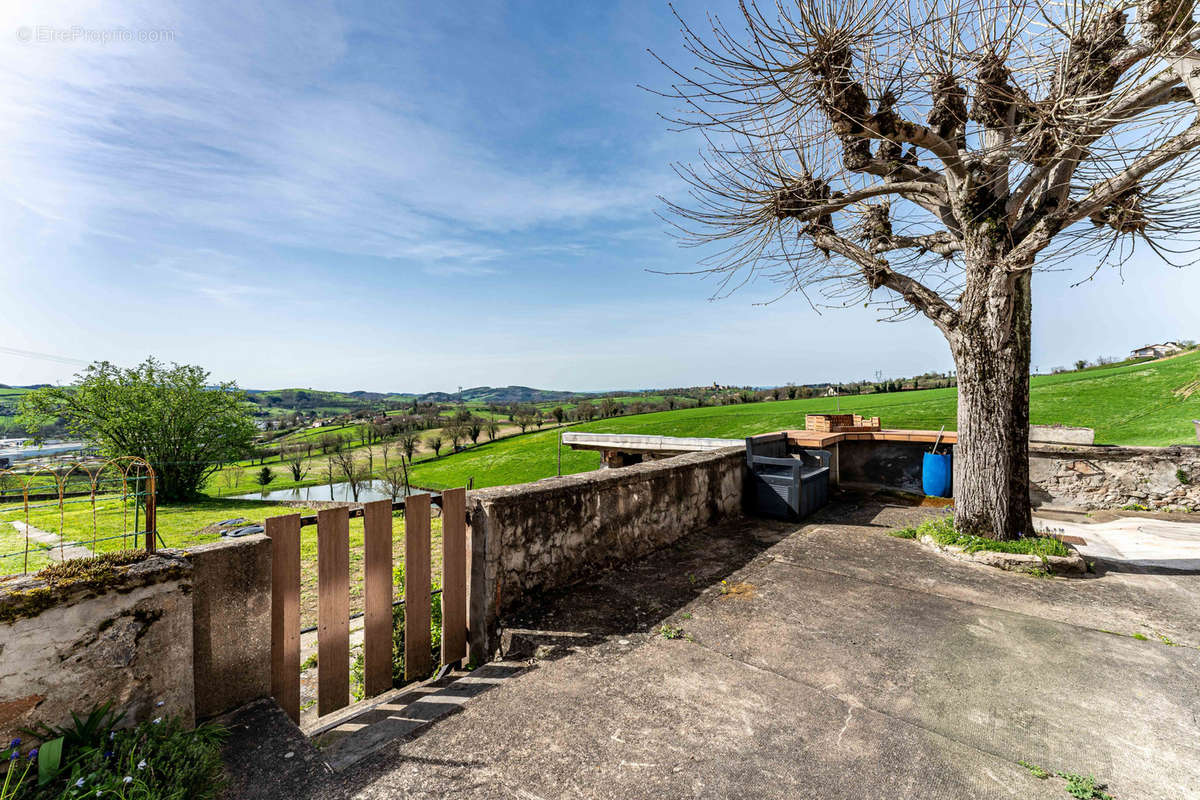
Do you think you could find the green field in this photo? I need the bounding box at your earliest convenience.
[403,351,1200,490]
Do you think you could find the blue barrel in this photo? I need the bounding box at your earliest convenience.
[922,452,953,497]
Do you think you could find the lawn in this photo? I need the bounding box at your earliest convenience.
[403,350,1200,490]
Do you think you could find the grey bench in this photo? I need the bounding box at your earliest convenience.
[745,434,831,520]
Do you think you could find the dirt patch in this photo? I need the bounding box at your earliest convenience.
[718,580,756,599]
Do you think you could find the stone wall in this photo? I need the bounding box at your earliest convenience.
[0,555,195,745]
[1030,443,1200,510]
[465,447,746,657]
[180,535,272,720]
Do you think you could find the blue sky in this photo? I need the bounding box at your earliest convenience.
[2,1,1196,393]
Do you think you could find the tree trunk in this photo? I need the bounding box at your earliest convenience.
[950,271,1034,540]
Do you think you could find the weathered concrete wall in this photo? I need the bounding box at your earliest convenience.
[179,535,272,720]
[466,447,746,658]
[834,440,935,493]
[1030,443,1200,510]
[0,556,195,745]
[1030,424,1095,445]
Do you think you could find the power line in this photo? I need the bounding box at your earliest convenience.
[0,346,92,367]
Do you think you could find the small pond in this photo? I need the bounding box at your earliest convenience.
[230,479,426,503]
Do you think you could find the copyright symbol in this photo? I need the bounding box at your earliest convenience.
[16,27,31,42]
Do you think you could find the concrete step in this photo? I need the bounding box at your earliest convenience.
[309,661,525,772]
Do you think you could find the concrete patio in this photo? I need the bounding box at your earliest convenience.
[223,493,1200,800]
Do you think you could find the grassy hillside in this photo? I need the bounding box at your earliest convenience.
[406,351,1200,490]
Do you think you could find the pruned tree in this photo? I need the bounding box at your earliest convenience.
[427,434,443,457]
[287,456,308,483]
[398,431,420,462]
[656,0,1200,539]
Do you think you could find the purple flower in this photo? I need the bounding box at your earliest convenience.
[8,749,17,761]
[27,748,37,760]
[7,738,19,749]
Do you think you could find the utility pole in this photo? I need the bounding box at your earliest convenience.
[557,433,562,476]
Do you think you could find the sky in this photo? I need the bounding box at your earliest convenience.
[1,1,1197,393]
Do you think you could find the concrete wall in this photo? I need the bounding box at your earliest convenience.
[0,556,195,745]
[466,447,746,657]
[1030,443,1200,510]
[180,535,272,720]
[833,440,934,493]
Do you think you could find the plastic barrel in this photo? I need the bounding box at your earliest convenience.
[922,452,953,498]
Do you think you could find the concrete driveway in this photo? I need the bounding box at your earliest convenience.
[1035,512,1200,572]
[225,495,1200,800]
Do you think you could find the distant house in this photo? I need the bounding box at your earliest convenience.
[1131,341,1184,359]
[824,386,838,397]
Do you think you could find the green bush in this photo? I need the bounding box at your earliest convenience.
[4,710,225,800]
[891,514,1072,558]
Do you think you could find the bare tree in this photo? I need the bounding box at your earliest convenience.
[513,411,536,433]
[447,421,467,451]
[427,434,443,457]
[287,456,308,483]
[467,416,483,444]
[398,431,420,462]
[220,466,243,496]
[333,451,369,502]
[486,418,500,441]
[379,461,409,502]
[657,0,1200,539]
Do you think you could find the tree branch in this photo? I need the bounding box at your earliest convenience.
[807,231,960,333]
[776,180,947,223]
[1008,122,1200,266]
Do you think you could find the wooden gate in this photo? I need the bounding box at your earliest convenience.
[265,488,468,723]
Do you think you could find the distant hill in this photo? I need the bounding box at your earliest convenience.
[414,386,584,405]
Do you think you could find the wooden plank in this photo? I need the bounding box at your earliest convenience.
[440,487,467,665]
[404,493,432,682]
[362,500,394,698]
[266,513,301,723]
[317,507,350,717]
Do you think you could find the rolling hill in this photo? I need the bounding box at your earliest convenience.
[405,350,1200,490]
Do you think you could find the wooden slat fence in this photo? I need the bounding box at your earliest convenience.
[266,488,469,724]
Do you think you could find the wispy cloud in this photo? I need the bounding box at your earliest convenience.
[0,0,661,271]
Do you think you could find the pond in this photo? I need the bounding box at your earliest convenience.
[230,479,426,503]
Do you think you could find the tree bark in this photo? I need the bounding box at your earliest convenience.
[950,270,1035,540]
